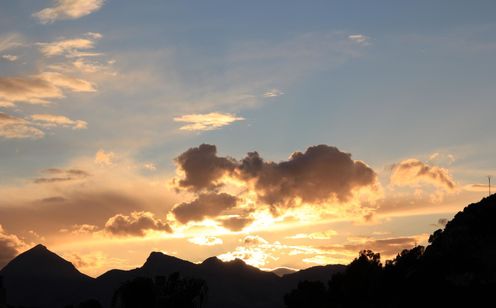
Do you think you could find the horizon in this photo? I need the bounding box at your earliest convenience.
[1,0,496,278]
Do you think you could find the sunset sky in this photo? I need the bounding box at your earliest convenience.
[1,0,495,277]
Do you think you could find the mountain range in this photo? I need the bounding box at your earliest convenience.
[0,244,344,308]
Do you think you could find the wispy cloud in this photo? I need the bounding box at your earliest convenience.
[0,33,24,52]
[0,72,95,106]
[1,54,18,62]
[31,114,87,130]
[0,113,44,139]
[348,34,370,45]
[38,33,102,57]
[173,112,244,131]
[188,236,223,246]
[33,0,105,24]
[263,88,284,98]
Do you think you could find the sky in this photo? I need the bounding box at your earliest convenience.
[0,0,495,277]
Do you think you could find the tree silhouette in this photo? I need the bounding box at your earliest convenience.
[112,273,207,308]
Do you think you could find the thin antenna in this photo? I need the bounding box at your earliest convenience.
[489,176,492,196]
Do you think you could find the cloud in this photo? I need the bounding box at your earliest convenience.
[33,0,104,24]
[0,33,23,52]
[1,54,18,62]
[188,236,223,246]
[348,34,370,44]
[0,72,95,106]
[0,113,44,139]
[95,149,115,166]
[263,88,284,98]
[143,163,157,171]
[390,159,456,191]
[31,114,87,129]
[220,216,254,231]
[38,38,95,57]
[60,223,99,235]
[0,225,27,268]
[432,218,448,228]
[174,144,237,191]
[318,235,427,260]
[104,211,172,237]
[287,229,337,240]
[173,112,244,131]
[172,192,238,224]
[242,235,268,246]
[33,168,90,184]
[237,145,377,206]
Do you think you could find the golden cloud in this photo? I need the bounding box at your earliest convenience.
[173,112,244,131]
[391,159,456,191]
[33,0,105,24]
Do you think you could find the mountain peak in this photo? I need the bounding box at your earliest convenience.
[0,244,90,280]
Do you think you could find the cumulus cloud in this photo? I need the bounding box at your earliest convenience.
[0,72,95,106]
[31,114,87,129]
[33,0,104,24]
[188,236,223,246]
[0,225,27,268]
[172,192,238,224]
[238,145,377,205]
[95,149,115,166]
[263,88,284,97]
[33,168,90,184]
[171,144,378,224]
[174,144,237,191]
[173,112,244,131]
[0,113,44,139]
[104,211,172,237]
[174,144,377,205]
[390,159,456,191]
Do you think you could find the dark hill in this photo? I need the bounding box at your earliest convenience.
[0,244,93,307]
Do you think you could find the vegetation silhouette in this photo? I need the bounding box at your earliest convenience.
[284,194,496,308]
[111,272,207,308]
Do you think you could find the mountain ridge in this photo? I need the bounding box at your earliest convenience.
[0,245,344,308]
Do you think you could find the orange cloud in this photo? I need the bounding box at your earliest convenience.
[0,113,44,139]
[33,0,104,24]
[104,211,172,237]
[390,159,456,191]
[0,225,28,268]
[174,112,244,131]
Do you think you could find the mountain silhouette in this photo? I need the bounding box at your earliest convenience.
[5,195,494,308]
[0,245,344,308]
[284,194,496,308]
[0,244,93,307]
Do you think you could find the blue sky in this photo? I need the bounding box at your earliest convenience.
[0,0,495,275]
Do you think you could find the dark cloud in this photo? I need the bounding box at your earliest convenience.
[319,236,420,258]
[174,144,377,208]
[0,225,26,268]
[432,218,448,228]
[172,192,238,224]
[238,145,377,205]
[104,211,172,237]
[34,168,90,184]
[40,196,66,203]
[174,144,237,191]
[220,216,254,231]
